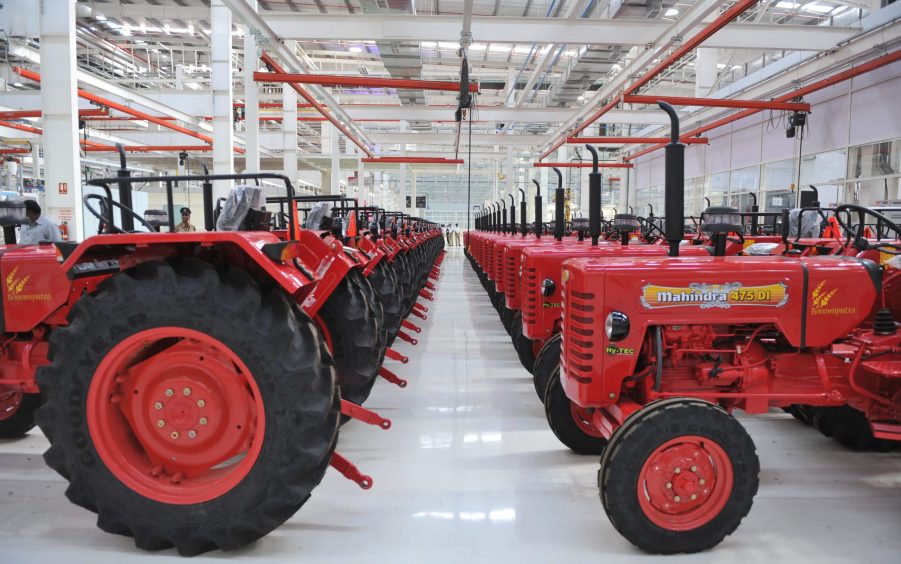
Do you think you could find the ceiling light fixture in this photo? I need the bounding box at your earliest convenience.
[665,8,679,16]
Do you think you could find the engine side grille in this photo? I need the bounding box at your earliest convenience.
[562,288,597,384]
[505,253,517,302]
[522,267,539,327]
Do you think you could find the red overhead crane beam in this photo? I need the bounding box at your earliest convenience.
[82,145,216,153]
[255,71,479,93]
[260,52,373,158]
[625,0,759,96]
[568,136,709,145]
[362,157,464,164]
[0,148,31,155]
[0,108,110,120]
[11,66,245,155]
[540,0,758,161]
[622,94,811,112]
[625,49,901,162]
[533,162,634,169]
[0,120,43,135]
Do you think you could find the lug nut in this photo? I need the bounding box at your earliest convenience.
[183,387,192,396]
[691,465,697,472]
[165,388,174,397]
[170,431,180,439]
[665,482,672,489]
[188,430,197,439]
[154,402,163,410]
[674,467,681,474]
[674,496,681,502]
[690,494,697,500]
[156,419,165,428]
[199,417,208,426]
[699,479,706,485]
[197,399,205,408]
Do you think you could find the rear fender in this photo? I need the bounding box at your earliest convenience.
[59,231,316,305]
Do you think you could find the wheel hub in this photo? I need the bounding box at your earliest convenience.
[87,327,265,505]
[638,436,733,531]
[0,389,23,422]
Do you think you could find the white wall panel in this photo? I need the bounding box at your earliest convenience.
[849,75,901,146]
[685,144,707,178]
[730,123,763,169]
[803,94,851,154]
[705,132,732,173]
[650,154,665,186]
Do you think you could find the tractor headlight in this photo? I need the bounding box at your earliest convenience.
[605,311,630,342]
[700,206,742,235]
[613,213,641,232]
[541,278,556,296]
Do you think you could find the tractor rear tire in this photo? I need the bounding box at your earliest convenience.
[0,392,41,438]
[510,312,537,373]
[811,405,893,451]
[318,270,382,406]
[533,334,562,400]
[369,261,403,345]
[34,259,338,555]
[783,405,813,426]
[599,398,759,554]
[544,372,608,455]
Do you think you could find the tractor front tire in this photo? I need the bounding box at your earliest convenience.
[533,334,561,399]
[599,398,759,554]
[544,372,608,455]
[0,392,41,438]
[317,270,382,406]
[34,259,338,555]
[510,312,537,373]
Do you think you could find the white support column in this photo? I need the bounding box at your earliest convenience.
[329,123,340,195]
[211,0,234,199]
[282,78,298,186]
[243,0,260,173]
[30,143,40,182]
[504,146,514,202]
[40,0,82,240]
[398,162,407,213]
[357,158,366,205]
[695,48,718,97]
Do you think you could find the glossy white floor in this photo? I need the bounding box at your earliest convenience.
[1,246,900,563]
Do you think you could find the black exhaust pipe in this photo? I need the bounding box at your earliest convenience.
[508,194,515,235]
[519,188,527,236]
[553,167,564,241]
[658,101,684,258]
[115,144,135,232]
[585,144,602,246]
[749,192,759,234]
[501,198,507,234]
[532,179,542,238]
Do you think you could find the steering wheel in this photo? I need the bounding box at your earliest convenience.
[84,193,157,234]
[637,217,665,242]
[833,204,901,254]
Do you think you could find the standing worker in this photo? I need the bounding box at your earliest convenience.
[175,207,197,232]
[453,223,461,246]
[19,200,62,244]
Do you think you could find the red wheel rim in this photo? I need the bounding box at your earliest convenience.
[637,435,733,531]
[0,389,23,422]
[87,327,265,505]
[569,402,606,438]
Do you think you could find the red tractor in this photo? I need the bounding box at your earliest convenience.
[556,103,901,553]
[0,162,443,555]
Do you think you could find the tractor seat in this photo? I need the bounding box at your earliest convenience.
[216,185,265,231]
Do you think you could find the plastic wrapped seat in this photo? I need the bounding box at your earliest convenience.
[216,185,264,231]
